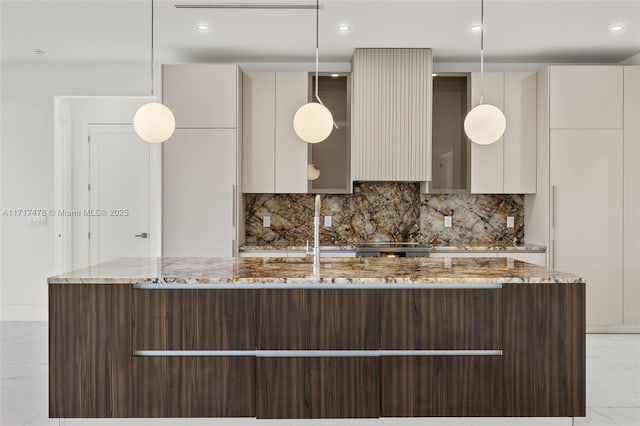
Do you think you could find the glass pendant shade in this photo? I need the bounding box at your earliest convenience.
[293,102,333,144]
[133,102,176,143]
[464,103,506,145]
[307,164,321,180]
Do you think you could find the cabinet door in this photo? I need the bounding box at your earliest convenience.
[275,72,308,193]
[551,129,623,326]
[133,356,255,417]
[504,72,537,193]
[550,66,623,129]
[242,72,275,193]
[163,64,238,128]
[49,284,132,418]
[380,356,502,417]
[624,66,640,326]
[257,357,379,418]
[163,129,236,257]
[503,283,585,417]
[471,72,505,193]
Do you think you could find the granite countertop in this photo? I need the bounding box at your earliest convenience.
[48,256,582,285]
[240,243,546,252]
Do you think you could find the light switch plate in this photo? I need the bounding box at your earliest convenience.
[263,216,271,228]
[507,216,515,228]
[444,216,452,228]
[324,215,332,228]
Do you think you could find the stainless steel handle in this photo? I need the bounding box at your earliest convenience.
[135,232,148,238]
[232,184,237,227]
[134,349,503,358]
[552,185,556,228]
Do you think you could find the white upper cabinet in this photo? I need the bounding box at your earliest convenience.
[351,48,432,182]
[242,71,308,193]
[274,72,308,194]
[549,66,623,129]
[471,72,536,194]
[163,64,238,129]
[242,72,276,194]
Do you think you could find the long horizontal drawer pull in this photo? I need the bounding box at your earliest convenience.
[133,283,503,290]
[134,350,503,357]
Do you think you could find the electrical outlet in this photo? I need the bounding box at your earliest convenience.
[324,215,332,228]
[444,216,452,228]
[444,257,452,268]
[262,216,271,228]
[507,216,515,228]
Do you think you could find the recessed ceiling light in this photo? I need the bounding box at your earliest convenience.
[331,73,339,77]
[197,24,210,31]
[471,25,482,31]
[610,24,624,32]
[337,24,351,33]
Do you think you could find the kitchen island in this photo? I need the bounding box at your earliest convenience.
[49,257,585,419]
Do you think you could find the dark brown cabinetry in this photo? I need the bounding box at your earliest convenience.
[49,284,132,418]
[381,356,502,417]
[49,283,585,419]
[502,283,586,417]
[257,357,379,418]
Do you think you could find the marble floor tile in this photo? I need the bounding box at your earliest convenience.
[1,322,639,426]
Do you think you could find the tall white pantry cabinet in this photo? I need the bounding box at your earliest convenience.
[162,64,243,257]
[527,65,640,330]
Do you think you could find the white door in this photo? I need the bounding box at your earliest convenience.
[551,129,623,327]
[89,124,151,265]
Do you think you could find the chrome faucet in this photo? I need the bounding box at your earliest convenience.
[306,194,321,271]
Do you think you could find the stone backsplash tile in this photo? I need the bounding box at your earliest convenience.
[244,182,524,245]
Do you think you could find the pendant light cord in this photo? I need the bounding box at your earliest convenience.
[479,0,484,105]
[313,0,338,129]
[314,0,320,103]
[150,0,155,98]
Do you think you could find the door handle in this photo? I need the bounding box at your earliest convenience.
[135,233,148,238]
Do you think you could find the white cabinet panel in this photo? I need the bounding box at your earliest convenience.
[163,129,236,257]
[551,129,623,326]
[498,252,546,267]
[242,72,308,193]
[549,66,623,129]
[242,72,276,193]
[163,64,238,129]
[275,72,308,193]
[470,72,505,193]
[504,72,537,194]
[623,66,640,326]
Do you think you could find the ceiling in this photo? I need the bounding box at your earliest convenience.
[1,0,639,65]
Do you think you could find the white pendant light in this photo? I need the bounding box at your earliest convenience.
[134,0,175,143]
[307,164,321,180]
[293,0,334,144]
[464,0,506,145]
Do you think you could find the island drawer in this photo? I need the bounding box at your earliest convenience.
[257,289,379,350]
[132,289,255,350]
[256,357,379,418]
[380,289,502,350]
[380,356,503,416]
[132,356,255,417]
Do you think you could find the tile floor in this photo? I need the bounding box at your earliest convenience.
[1,322,639,426]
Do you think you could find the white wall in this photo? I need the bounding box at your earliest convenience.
[0,61,147,320]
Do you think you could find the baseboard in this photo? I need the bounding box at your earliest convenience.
[587,325,640,334]
[0,304,48,321]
